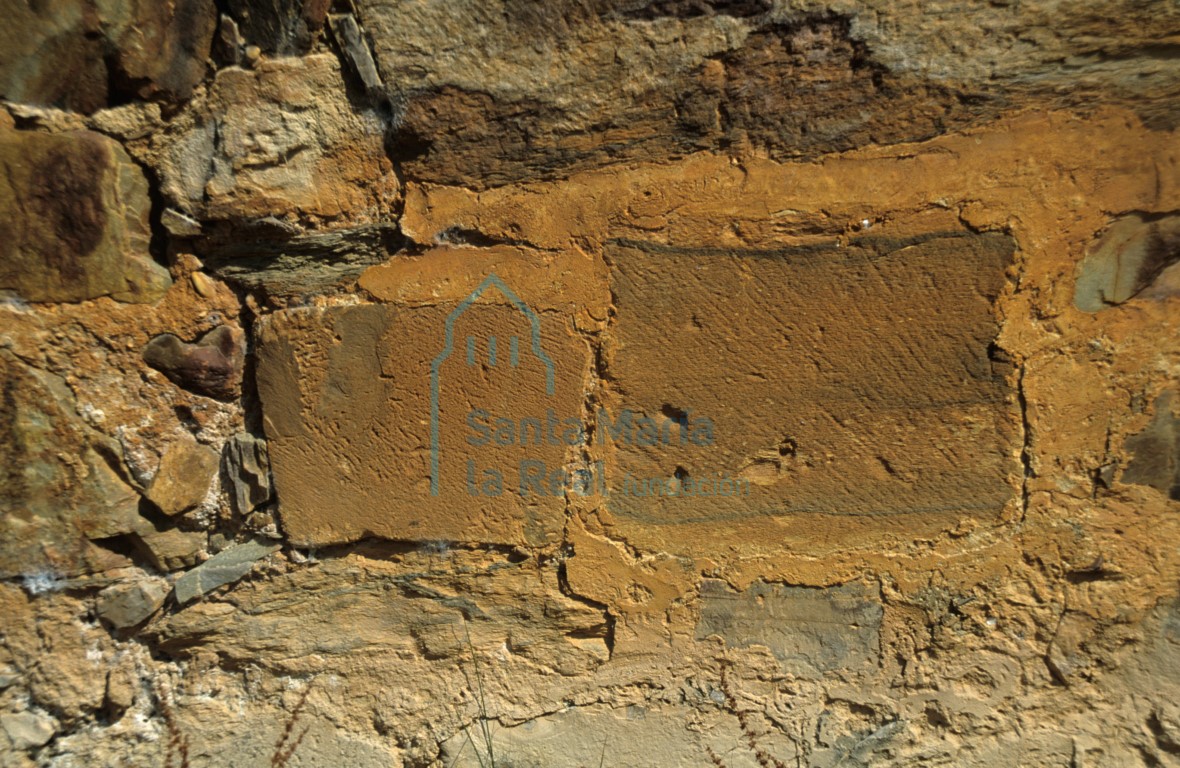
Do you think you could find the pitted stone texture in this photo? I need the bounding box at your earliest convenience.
[0,127,171,304]
[598,232,1020,557]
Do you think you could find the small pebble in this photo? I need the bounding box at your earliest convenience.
[191,271,215,299]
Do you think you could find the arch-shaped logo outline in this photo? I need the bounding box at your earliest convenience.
[430,273,557,495]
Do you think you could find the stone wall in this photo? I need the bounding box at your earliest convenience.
[1,2,1178,766]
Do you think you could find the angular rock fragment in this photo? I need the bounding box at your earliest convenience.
[143,325,245,401]
[196,222,403,294]
[1075,214,1180,311]
[222,433,273,516]
[161,208,203,238]
[1122,392,1180,500]
[213,14,245,67]
[329,14,384,94]
[0,711,56,751]
[173,539,280,604]
[145,436,220,515]
[132,528,207,572]
[0,127,171,304]
[0,352,142,577]
[95,580,169,629]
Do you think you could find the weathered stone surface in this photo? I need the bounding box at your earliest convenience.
[442,702,796,768]
[1122,392,1180,501]
[173,539,279,604]
[0,0,215,112]
[0,351,141,578]
[155,546,608,667]
[107,0,218,103]
[257,254,602,547]
[363,0,1180,188]
[3,5,1180,765]
[0,127,171,304]
[0,585,113,720]
[148,54,398,225]
[1075,214,1180,311]
[95,579,169,629]
[222,433,273,516]
[143,325,245,401]
[1,711,57,750]
[600,232,1019,555]
[144,435,219,515]
[696,580,882,675]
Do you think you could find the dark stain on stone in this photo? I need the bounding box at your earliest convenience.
[25,137,108,281]
[0,363,27,507]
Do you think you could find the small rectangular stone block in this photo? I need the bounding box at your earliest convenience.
[599,232,1020,553]
[695,579,883,675]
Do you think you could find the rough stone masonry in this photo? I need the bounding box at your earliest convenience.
[0,1,1178,766]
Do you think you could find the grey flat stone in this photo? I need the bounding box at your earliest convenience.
[174,540,280,604]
